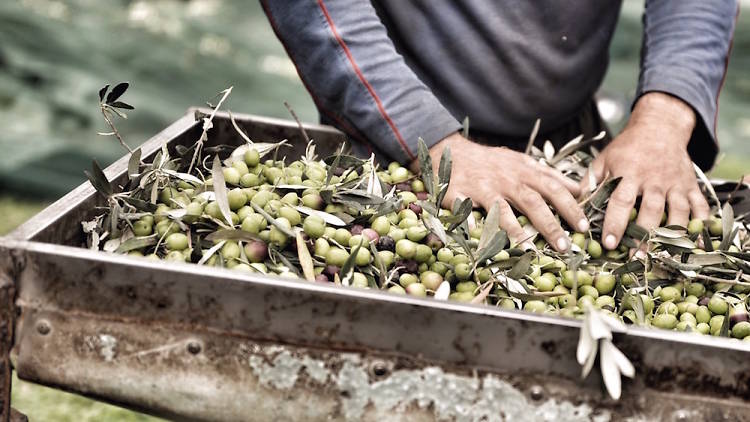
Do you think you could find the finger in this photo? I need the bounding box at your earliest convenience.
[578,154,607,195]
[636,187,666,232]
[529,175,589,232]
[688,189,710,220]
[510,186,570,252]
[494,199,529,248]
[602,180,639,250]
[666,189,690,227]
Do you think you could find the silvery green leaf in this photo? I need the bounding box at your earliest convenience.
[434,281,451,300]
[370,242,387,288]
[587,307,613,341]
[205,229,261,242]
[608,340,635,378]
[600,339,623,400]
[474,231,507,269]
[340,240,363,285]
[85,160,113,197]
[417,137,434,197]
[470,283,493,304]
[721,202,735,251]
[167,209,187,219]
[623,290,645,324]
[211,156,233,226]
[115,235,158,253]
[197,191,216,202]
[462,116,470,138]
[436,146,452,206]
[198,240,226,265]
[687,252,727,266]
[680,269,698,278]
[577,314,593,365]
[652,227,687,238]
[479,202,501,250]
[693,163,720,209]
[525,118,541,155]
[543,140,555,161]
[652,236,696,249]
[365,156,383,197]
[128,148,141,180]
[423,213,449,246]
[581,334,598,378]
[229,110,253,144]
[225,141,289,166]
[162,169,203,185]
[294,206,347,226]
[447,198,473,232]
[600,311,627,333]
[509,252,533,280]
[276,184,311,190]
[296,231,316,282]
[103,237,121,253]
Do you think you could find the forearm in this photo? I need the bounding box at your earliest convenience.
[629,92,696,148]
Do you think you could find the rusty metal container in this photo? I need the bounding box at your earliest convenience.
[2,110,750,422]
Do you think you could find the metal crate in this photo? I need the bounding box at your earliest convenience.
[1,110,750,422]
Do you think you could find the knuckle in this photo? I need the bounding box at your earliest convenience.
[517,187,542,207]
[540,219,562,237]
[610,189,635,208]
[641,195,664,213]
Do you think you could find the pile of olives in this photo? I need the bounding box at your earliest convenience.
[102,142,749,340]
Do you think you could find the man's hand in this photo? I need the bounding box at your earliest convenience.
[581,92,710,250]
[414,133,589,252]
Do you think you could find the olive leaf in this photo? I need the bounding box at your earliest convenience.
[622,290,645,324]
[720,202,735,251]
[128,148,141,181]
[447,197,473,232]
[296,231,316,282]
[509,252,534,280]
[613,260,644,276]
[205,229,262,242]
[369,242,387,288]
[85,160,113,197]
[294,206,347,226]
[436,146,452,207]
[478,202,501,250]
[198,240,226,265]
[423,213,448,246]
[120,196,157,213]
[720,308,730,337]
[340,240,363,286]
[462,116,470,138]
[211,155,233,226]
[115,235,157,253]
[98,84,110,102]
[474,231,508,270]
[106,82,129,104]
[417,137,434,198]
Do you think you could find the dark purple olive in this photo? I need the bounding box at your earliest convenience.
[425,233,443,251]
[408,203,422,215]
[697,296,710,306]
[350,224,364,235]
[333,166,345,176]
[395,182,412,192]
[315,273,330,283]
[324,265,340,277]
[377,236,396,252]
[395,259,418,275]
[416,191,428,201]
[244,240,268,263]
[730,310,749,326]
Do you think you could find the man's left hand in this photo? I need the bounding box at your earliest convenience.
[580,92,710,250]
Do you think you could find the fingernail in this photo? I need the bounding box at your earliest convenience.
[556,237,570,252]
[521,241,535,251]
[604,234,617,250]
[577,219,589,232]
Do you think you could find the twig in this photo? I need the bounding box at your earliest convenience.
[524,118,541,155]
[101,107,133,153]
[188,86,233,174]
[284,101,310,144]
[693,273,750,287]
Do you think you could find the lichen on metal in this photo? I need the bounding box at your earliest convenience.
[246,345,606,421]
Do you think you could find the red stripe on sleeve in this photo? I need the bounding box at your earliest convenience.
[317,0,415,160]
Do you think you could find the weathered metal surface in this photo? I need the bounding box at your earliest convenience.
[2,110,750,421]
[0,274,15,422]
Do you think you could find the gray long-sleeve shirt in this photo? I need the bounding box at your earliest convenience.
[261,1,738,170]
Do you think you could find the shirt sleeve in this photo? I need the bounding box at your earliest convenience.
[636,0,739,170]
[260,0,461,164]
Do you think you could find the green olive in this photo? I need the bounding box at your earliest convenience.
[571,232,586,249]
[524,300,546,313]
[278,207,302,226]
[388,285,406,294]
[695,305,712,324]
[244,148,260,167]
[414,244,433,263]
[732,321,750,339]
[680,312,697,325]
[303,215,326,238]
[685,282,705,297]
[696,322,710,334]
[595,295,615,309]
[390,167,409,184]
[326,247,349,267]
[594,273,616,295]
[657,301,679,316]
[165,250,187,262]
[406,283,427,297]
[226,188,247,210]
[420,271,444,290]
[221,241,241,260]
[156,220,179,238]
[370,216,391,236]
[399,273,418,287]
[708,296,728,315]
[395,239,417,259]
[454,263,472,281]
[240,173,261,188]
[561,270,593,289]
[133,219,153,237]
[437,248,454,263]
[313,238,330,257]
[406,225,429,242]
[708,217,723,236]
[334,228,352,246]
[578,285,599,299]
[250,190,273,208]
[492,250,510,262]
[587,239,603,258]
[449,291,475,302]
[269,217,292,247]
[398,191,418,205]
[652,313,678,329]
[659,286,682,303]
[166,233,188,250]
[378,250,395,268]
[354,247,371,266]
[222,167,241,186]
[687,218,704,235]
[241,213,267,234]
[534,273,557,292]
[301,193,324,210]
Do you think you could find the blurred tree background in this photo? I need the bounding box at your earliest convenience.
[1,0,748,420]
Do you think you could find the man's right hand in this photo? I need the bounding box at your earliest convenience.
[414,132,589,252]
